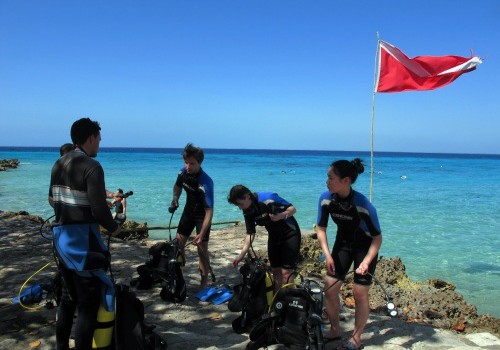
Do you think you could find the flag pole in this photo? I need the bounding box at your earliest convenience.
[370,33,381,202]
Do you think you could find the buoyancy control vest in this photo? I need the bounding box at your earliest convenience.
[228,258,274,334]
[247,280,325,350]
[133,239,187,303]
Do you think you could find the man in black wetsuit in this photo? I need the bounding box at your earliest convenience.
[170,143,214,289]
[49,118,120,350]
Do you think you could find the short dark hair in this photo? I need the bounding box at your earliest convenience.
[71,118,101,146]
[331,158,365,184]
[59,143,75,156]
[182,143,204,164]
[227,185,252,205]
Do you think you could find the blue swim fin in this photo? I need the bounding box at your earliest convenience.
[12,284,43,305]
[208,286,233,305]
[194,286,218,301]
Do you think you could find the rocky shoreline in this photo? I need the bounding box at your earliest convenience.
[1,210,499,349]
[297,236,500,336]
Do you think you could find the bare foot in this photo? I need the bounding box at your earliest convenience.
[199,275,208,289]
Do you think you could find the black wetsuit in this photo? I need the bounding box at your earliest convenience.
[115,200,124,214]
[49,149,117,350]
[317,189,381,285]
[243,192,301,270]
[175,167,214,241]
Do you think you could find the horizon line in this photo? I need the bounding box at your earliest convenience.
[1,145,499,157]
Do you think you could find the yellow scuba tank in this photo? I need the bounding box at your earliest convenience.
[92,304,115,349]
[177,251,185,266]
[265,271,274,307]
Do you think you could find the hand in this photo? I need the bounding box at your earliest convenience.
[106,200,114,208]
[192,233,204,245]
[170,198,179,210]
[232,256,243,268]
[325,255,335,275]
[356,261,369,275]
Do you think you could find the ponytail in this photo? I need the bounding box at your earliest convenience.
[331,158,365,184]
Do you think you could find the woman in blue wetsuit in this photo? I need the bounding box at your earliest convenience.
[316,159,382,350]
[228,185,301,289]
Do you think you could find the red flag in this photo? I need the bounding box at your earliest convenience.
[375,40,482,93]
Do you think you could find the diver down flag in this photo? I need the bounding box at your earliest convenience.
[375,40,482,93]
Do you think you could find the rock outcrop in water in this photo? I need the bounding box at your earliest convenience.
[118,219,149,240]
[0,159,20,171]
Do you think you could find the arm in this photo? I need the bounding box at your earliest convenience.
[105,189,123,199]
[105,189,121,208]
[87,167,120,236]
[233,234,255,267]
[270,205,296,221]
[192,207,213,244]
[122,198,127,215]
[316,225,335,275]
[171,184,182,209]
[356,234,382,275]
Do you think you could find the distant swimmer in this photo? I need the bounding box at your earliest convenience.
[377,171,383,174]
[400,175,407,180]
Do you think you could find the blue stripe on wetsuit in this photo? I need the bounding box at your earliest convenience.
[257,192,291,206]
[53,223,115,311]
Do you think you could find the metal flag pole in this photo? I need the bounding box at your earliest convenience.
[370,33,381,202]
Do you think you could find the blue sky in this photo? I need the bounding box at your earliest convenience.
[1,1,499,154]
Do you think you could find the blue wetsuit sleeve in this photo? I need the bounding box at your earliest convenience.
[268,193,291,206]
[316,191,331,227]
[199,171,214,208]
[354,192,381,236]
[257,192,291,206]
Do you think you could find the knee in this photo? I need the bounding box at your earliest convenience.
[353,286,369,303]
[324,278,342,295]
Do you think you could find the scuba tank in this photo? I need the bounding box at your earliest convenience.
[92,304,115,349]
[264,271,274,307]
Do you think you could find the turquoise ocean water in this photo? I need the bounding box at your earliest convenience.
[1,147,499,317]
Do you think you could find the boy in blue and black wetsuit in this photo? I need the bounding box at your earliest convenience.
[170,143,214,289]
[228,185,301,289]
[49,118,121,350]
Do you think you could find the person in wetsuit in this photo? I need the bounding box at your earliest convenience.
[228,185,301,289]
[112,188,127,224]
[59,143,75,156]
[170,143,214,289]
[316,158,382,350]
[49,118,121,350]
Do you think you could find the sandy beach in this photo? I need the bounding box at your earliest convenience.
[1,210,500,350]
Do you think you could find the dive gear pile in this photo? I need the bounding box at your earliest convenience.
[228,257,275,334]
[133,239,187,303]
